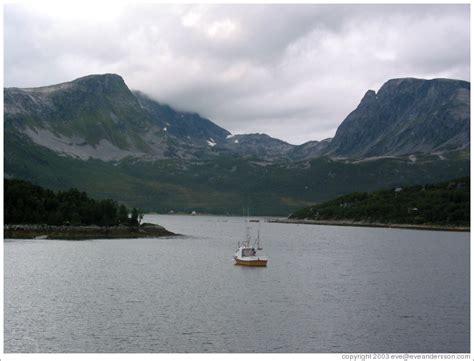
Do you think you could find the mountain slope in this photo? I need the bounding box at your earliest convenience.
[223,133,295,161]
[326,78,470,158]
[134,91,231,147]
[4,73,471,215]
[5,124,470,215]
[289,138,332,160]
[6,74,469,163]
[5,74,171,160]
[5,74,243,161]
[5,74,312,161]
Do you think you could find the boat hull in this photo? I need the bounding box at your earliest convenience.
[234,258,268,267]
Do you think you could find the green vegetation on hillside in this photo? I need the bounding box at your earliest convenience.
[5,131,470,215]
[5,178,143,226]
[291,177,470,226]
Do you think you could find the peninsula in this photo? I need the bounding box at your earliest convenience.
[4,179,175,240]
[287,176,470,232]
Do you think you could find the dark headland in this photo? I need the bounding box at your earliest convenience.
[283,176,470,232]
[4,179,175,240]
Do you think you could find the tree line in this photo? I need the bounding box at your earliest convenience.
[5,178,143,227]
[291,176,470,226]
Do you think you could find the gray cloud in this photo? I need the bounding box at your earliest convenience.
[4,4,470,144]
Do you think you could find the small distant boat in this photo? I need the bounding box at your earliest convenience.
[234,220,267,267]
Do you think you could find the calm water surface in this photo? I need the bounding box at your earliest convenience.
[4,215,470,352]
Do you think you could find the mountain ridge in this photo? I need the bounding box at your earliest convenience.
[5,73,470,163]
[326,77,470,158]
[4,73,470,214]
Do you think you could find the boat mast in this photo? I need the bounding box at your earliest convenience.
[256,220,264,250]
[257,221,260,250]
[245,207,251,247]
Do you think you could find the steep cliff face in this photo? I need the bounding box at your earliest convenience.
[326,78,470,158]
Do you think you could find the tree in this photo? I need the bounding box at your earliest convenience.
[4,178,133,227]
[98,199,118,227]
[118,204,129,225]
[129,208,140,227]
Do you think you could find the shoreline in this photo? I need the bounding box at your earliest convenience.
[268,218,470,232]
[4,224,176,240]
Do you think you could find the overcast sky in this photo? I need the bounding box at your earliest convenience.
[4,3,470,144]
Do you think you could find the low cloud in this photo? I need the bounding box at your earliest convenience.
[5,4,470,144]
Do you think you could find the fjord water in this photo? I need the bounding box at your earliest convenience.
[5,215,469,353]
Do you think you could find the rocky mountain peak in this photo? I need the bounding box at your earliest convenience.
[360,89,377,104]
[326,77,470,158]
[71,73,128,94]
[377,77,470,99]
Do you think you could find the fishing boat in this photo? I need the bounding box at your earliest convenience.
[234,220,268,267]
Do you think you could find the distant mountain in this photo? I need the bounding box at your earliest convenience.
[133,90,231,148]
[5,74,248,161]
[326,78,470,158]
[222,133,293,161]
[223,135,334,161]
[5,74,317,162]
[6,74,469,163]
[4,73,470,215]
[289,138,332,160]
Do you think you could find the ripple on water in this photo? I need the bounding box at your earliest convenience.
[4,215,470,352]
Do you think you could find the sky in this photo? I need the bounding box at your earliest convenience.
[4,3,470,144]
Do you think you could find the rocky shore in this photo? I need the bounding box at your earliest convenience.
[4,223,176,240]
[269,218,470,232]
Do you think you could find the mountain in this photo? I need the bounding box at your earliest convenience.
[5,74,172,161]
[222,133,294,161]
[288,138,332,160]
[5,74,238,161]
[6,74,469,163]
[5,74,312,162]
[133,90,231,149]
[4,136,470,215]
[4,74,470,215]
[326,78,470,158]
